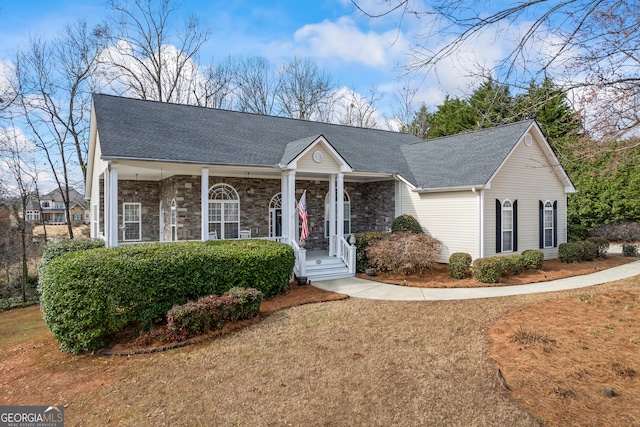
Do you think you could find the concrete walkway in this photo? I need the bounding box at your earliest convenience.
[312,260,640,301]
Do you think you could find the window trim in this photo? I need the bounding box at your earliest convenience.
[208,183,240,239]
[324,191,351,238]
[122,202,142,241]
[543,200,554,248]
[171,199,177,241]
[501,199,514,253]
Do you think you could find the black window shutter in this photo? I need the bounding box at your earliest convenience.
[553,201,558,247]
[496,199,501,253]
[539,200,544,249]
[513,200,518,252]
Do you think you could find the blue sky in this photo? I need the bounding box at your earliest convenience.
[0,0,420,113]
[0,0,568,117]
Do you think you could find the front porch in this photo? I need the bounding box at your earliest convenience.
[93,164,395,282]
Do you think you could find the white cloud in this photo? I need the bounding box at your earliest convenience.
[293,17,408,68]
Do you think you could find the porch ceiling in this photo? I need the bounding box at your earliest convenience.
[109,160,395,183]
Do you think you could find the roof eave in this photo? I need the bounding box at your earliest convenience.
[413,185,486,194]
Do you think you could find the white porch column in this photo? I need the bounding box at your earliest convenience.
[281,173,289,241]
[201,168,209,241]
[107,165,119,247]
[336,172,345,256]
[286,171,296,242]
[329,174,336,256]
[103,170,109,243]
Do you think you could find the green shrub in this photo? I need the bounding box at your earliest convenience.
[166,287,263,339]
[559,240,598,263]
[623,244,638,257]
[40,240,294,354]
[521,250,544,270]
[472,257,502,283]
[559,242,581,263]
[391,214,424,234]
[449,252,472,279]
[354,231,388,273]
[586,237,609,257]
[38,238,105,291]
[576,240,597,261]
[499,254,524,276]
[366,232,441,275]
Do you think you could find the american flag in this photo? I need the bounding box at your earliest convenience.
[298,190,309,242]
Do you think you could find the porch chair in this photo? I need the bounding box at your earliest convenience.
[239,229,252,239]
[208,230,218,240]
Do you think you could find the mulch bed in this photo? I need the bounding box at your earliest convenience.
[358,255,637,288]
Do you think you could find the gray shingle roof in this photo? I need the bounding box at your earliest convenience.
[402,120,534,189]
[92,94,535,189]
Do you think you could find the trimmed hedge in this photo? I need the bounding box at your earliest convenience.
[472,257,502,283]
[521,250,544,270]
[166,287,263,339]
[586,237,609,257]
[623,244,638,257]
[40,240,294,354]
[559,240,597,263]
[449,252,472,279]
[391,214,424,234]
[38,238,105,291]
[354,231,388,273]
[499,254,524,276]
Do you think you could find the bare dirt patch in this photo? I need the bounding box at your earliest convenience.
[489,289,640,426]
[359,255,636,288]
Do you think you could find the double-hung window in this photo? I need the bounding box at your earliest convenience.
[502,200,513,252]
[123,202,141,241]
[544,200,554,248]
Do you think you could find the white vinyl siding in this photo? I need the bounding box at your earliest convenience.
[396,182,480,262]
[296,145,341,173]
[484,134,568,259]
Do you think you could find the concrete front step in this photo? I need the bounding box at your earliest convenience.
[303,256,353,282]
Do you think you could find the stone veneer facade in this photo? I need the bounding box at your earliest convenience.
[106,176,395,249]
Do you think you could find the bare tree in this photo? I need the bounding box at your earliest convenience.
[14,20,100,238]
[234,56,278,115]
[98,0,210,104]
[191,56,236,109]
[0,126,37,302]
[276,57,336,120]
[352,0,640,140]
[333,85,383,128]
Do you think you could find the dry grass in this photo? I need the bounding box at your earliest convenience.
[489,283,640,426]
[2,276,640,426]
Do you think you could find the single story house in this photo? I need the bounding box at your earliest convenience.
[86,94,576,281]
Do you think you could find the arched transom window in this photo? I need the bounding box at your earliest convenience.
[269,193,283,238]
[209,184,239,239]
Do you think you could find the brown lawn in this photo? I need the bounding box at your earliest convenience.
[1,260,640,426]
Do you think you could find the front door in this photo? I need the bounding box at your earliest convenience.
[270,208,282,237]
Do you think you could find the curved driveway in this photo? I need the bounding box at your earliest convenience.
[312,260,640,301]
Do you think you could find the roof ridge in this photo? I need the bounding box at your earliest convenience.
[93,93,411,137]
[408,119,535,145]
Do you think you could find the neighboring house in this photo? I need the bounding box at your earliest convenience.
[24,188,89,225]
[86,94,576,281]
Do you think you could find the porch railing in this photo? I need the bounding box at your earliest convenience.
[339,235,356,275]
[291,239,306,277]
